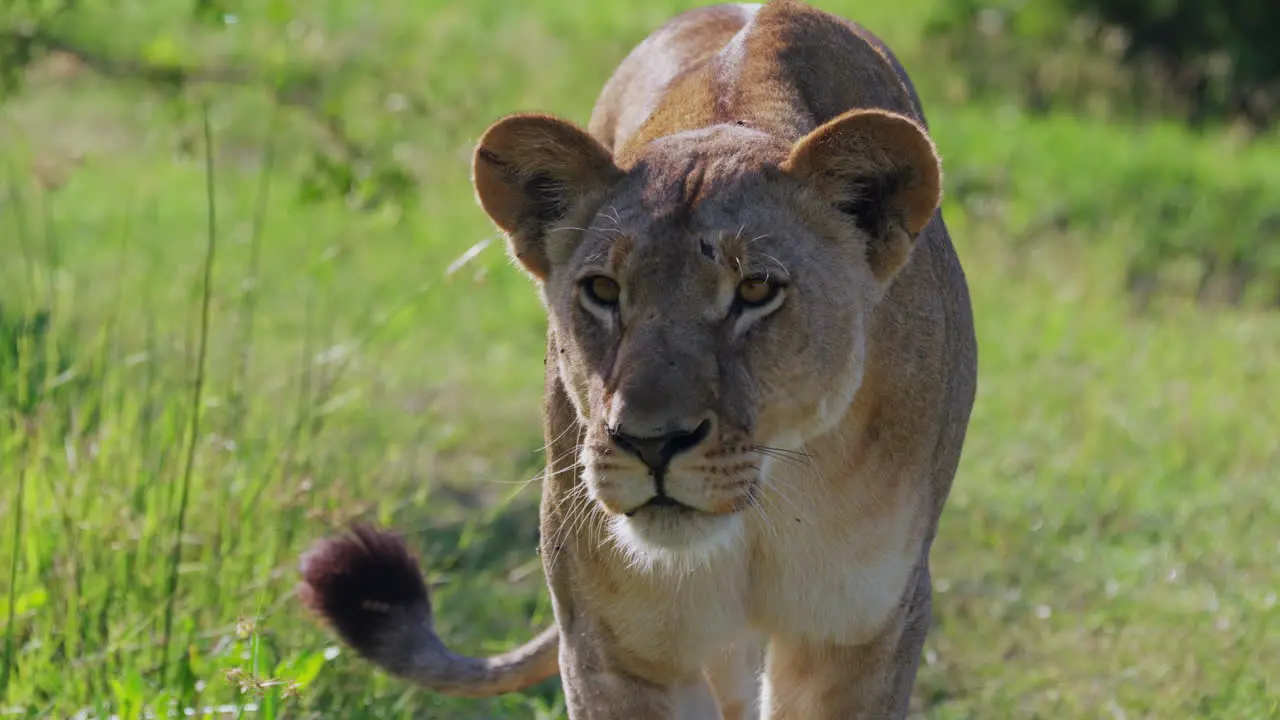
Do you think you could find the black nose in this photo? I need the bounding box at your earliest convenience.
[609,419,712,474]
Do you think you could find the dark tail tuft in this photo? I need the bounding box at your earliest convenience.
[298,522,560,697]
[298,524,431,660]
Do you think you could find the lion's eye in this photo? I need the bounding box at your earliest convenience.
[582,275,621,307]
[736,277,781,308]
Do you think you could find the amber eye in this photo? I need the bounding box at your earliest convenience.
[736,277,780,308]
[582,275,621,307]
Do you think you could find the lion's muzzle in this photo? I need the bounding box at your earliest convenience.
[609,417,712,475]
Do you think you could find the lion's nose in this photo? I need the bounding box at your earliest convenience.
[609,419,712,475]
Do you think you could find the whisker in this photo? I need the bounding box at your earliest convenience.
[537,460,582,482]
[748,492,779,540]
[758,472,808,522]
[536,420,581,455]
[752,449,811,471]
[751,445,815,465]
[752,252,789,275]
[546,424,600,567]
[753,447,807,463]
[563,495,595,550]
[751,444,813,460]
[547,484,594,568]
[549,225,622,238]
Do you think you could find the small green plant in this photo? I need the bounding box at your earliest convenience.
[0,306,55,416]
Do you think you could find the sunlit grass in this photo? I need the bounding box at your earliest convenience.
[1,1,1277,718]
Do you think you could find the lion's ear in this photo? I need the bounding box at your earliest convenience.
[472,113,623,281]
[782,109,941,282]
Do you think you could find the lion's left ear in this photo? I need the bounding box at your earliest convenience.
[782,109,941,282]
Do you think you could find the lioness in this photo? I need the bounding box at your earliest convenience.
[299,1,977,717]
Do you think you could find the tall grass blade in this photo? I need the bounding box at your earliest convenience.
[159,100,220,684]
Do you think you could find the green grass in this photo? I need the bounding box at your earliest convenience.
[2,1,1278,718]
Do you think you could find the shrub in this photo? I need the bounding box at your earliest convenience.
[925,0,1280,129]
[1062,0,1280,127]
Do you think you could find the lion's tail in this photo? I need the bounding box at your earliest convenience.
[298,524,559,698]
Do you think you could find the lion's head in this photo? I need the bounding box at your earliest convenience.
[471,110,941,563]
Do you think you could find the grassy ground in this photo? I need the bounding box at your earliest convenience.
[2,1,1278,718]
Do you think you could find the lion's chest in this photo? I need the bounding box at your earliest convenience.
[589,473,927,670]
[741,480,923,645]
[591,547,753,677]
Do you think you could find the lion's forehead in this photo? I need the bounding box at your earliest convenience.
[610,127,792,216]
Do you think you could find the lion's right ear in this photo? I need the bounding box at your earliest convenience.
[472,114,623,281]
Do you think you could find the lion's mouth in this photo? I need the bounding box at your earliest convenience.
[624,493,699,517]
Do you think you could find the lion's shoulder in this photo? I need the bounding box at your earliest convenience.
[590,1,923,162]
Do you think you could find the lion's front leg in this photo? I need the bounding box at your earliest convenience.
[703,634,763,720]
[556,620,721,720]
[540,514,724,719]
[760,572,932,720]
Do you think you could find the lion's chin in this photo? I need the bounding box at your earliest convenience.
[608,507,744,573]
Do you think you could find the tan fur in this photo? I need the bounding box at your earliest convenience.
[348,2,977,717]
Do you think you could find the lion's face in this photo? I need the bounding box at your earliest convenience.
[541,128,881,559]
[472,112,941,562]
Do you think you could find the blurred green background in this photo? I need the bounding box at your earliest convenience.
[1,0,1277,717]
